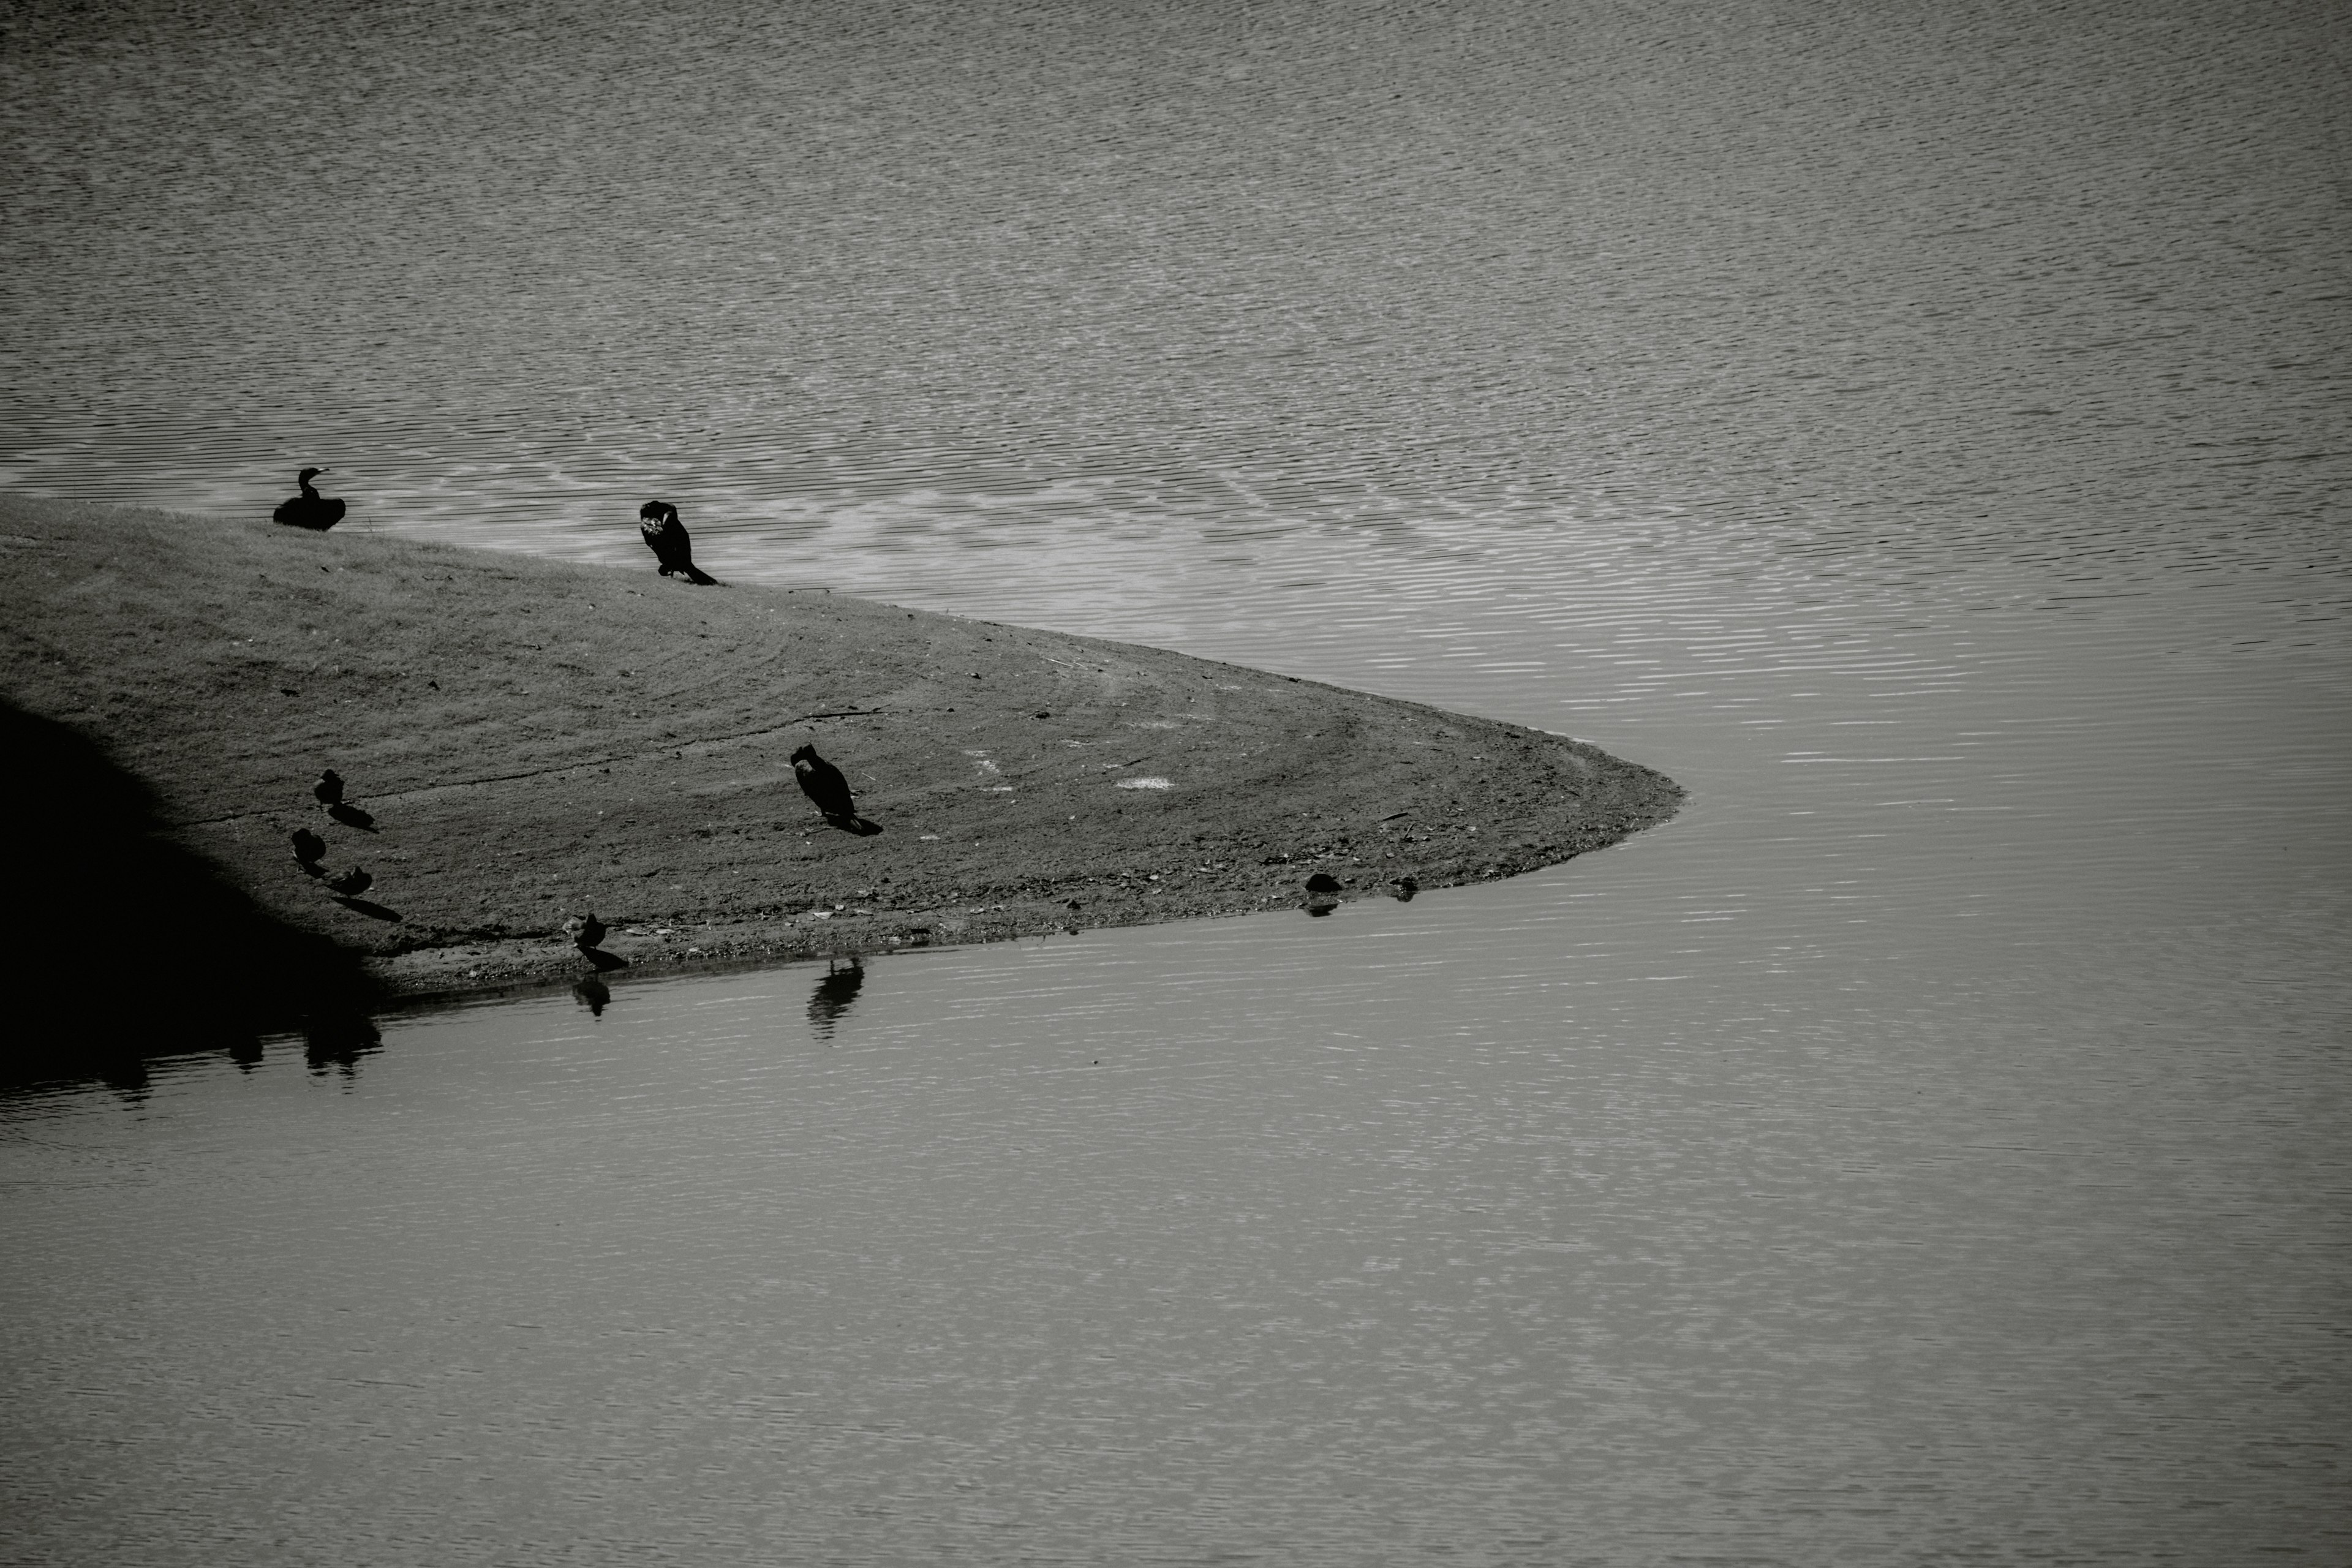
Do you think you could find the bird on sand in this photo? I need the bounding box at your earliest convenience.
[637,501,718,585]
[292,827,326,874]
[312,769,345,807]
[791,744,859,823]
[564,911,607,949]
[273,468,346,530]
[327,865,373,897]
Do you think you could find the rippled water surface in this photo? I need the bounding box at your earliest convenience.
[4,1,2349,1562]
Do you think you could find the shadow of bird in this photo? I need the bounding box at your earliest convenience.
[331,895,402,922]
[326,865,372,897]
[792,744,877,832]
[273,468,346,530]
[291,827,326,875]
[326,802,376,832]
[312,769,344,806]
[638,501,719,585]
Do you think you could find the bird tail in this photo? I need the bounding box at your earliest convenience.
[684,564,719,586]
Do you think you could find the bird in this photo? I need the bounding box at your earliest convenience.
[637,501,718,585]
[291,827,326,874]
[791,744,858,823]
[273,468,345,530]
[327,865,372,897]
[1393,875,1419,902]
[1305,872,1343,894]
[312,769,345,807]
[564,911,607,950]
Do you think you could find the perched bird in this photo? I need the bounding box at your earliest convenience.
[637,501,718,585]
[291,827,326,875]
[327,865,372,897]
[564,911,608,950]
[273,468,346,530]
[312,769,345,807]
[791,744,858,823]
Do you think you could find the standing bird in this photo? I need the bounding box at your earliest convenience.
[273,468,346,530]
[312,769,345,807]
[637,501,718,585]
[564,911,608,950]
[791,744,859,823]
[326,865,373,898]
[291,827,326,875]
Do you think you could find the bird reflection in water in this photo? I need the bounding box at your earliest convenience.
[573,975,611,1017]
[304,1016,382,1078]
[807,958,864,1041]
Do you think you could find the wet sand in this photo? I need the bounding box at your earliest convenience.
[1,495,1680,998]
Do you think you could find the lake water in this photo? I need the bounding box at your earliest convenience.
[4,1,2348,1561]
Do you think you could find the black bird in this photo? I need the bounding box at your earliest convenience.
[1305,872,1343,894]
[312,769,345,807]
[273,468,346,530]
[637,501,718,585]
[292,827,326,875]
[327,865,372,897]
[564,911,608,949]
[791,744,858,823]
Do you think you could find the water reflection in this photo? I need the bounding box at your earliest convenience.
[572,976,611,1017]
[805,958,864,1040]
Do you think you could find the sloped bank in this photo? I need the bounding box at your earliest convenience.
[1,496,1682,1000]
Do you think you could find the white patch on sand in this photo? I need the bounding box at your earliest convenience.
[1116,776,1172,790]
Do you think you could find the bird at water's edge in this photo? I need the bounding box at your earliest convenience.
[638,501,718,585]
[273,469,345,530]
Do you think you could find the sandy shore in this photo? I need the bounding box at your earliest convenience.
[1,496,1681,1003]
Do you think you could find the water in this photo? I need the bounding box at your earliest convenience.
[4,1,2349,1561]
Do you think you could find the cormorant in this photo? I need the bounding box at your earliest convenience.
[313,769,345,807]
[273,469,345,530]
[637,501,718,585]
[564,911,608,949]
[327,865,372,897]
[791,744,858,823]
[292,827,326,874]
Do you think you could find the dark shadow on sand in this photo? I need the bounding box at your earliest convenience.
[1,699,385,1092]
[333,895,404,922]
[326,802,377,832]
[581,946,628,973]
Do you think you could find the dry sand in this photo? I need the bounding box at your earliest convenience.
[1,496,1681,1001]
